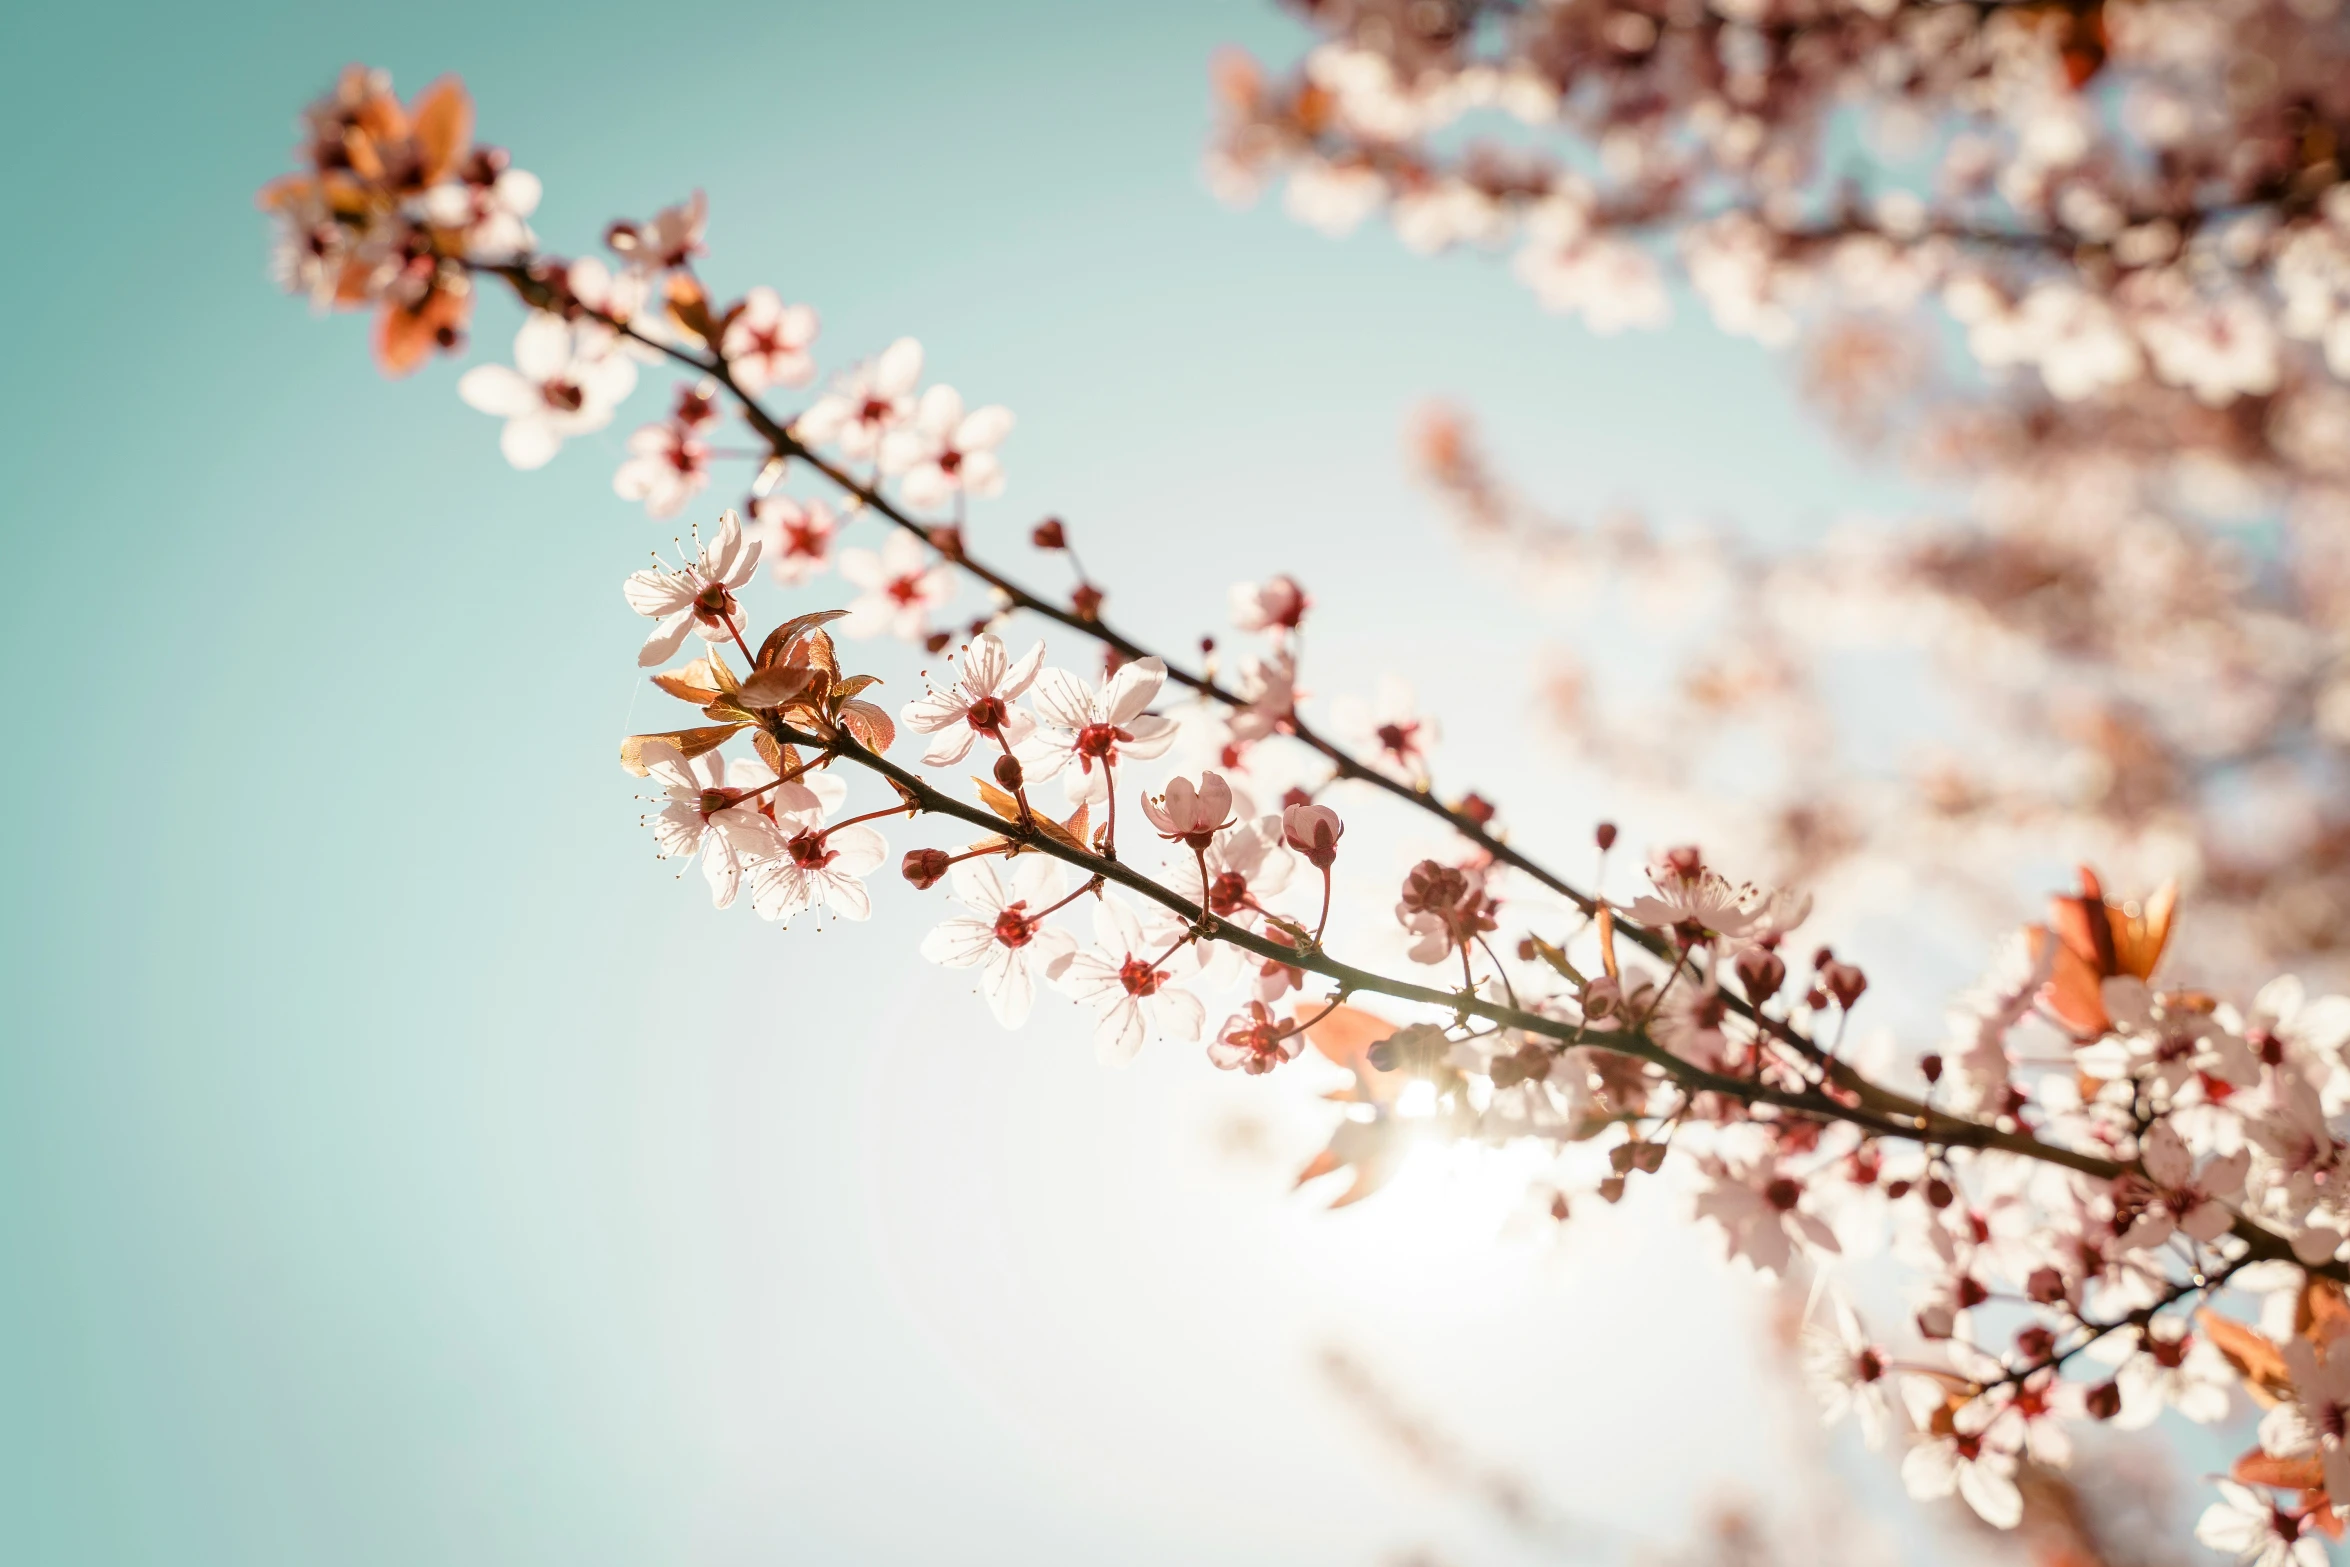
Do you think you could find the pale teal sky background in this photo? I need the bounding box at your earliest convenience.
[0,3,2047,1565]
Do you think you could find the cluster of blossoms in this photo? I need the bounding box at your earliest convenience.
[268,65,2350,1562]
[1212,0,2350,416]
[1211,0,2350,996]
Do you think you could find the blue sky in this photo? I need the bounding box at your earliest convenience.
[0,3,2009,1563]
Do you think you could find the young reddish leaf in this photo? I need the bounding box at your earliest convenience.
[408,76,473,185]
[838,699,896,753]
[754,609,849,670]
[2199,1309,2293,1404]
[2235,1448,2327,1490]
[619,723,745,776]
[736,665,815,707]
[1305,1004,1397,1070]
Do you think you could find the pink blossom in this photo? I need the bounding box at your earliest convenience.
[457,313,636,469]
[880,384,1012,510]
[918,856,1077,1029]
[749,770,884,924]
[622,508,760,666]
[1229,574,1309,634]
[794,337,922,461]
[898,632,1044,765]
[745,494,839,586]
[838,530,953,641]
[721,286,818,392]
[613,418,711,519]
[1142,771,1237,851]
[1051,895,1204,1064]
[1020,657,1177,806]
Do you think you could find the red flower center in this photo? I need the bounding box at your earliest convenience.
[787,830,834,870]
[992,904,1037,949]
[540,378,584,412]
[1208,870,1251,916]
[965,694,1009,736]
[1117,955,1164,997]
[1074,722,1125,761]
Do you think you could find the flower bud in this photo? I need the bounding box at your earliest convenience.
[1595,822,1618,851]
[1283,803,1344,870]
[993,753,1025,791]
[927,524,965,560]
[924,631,952,655]
[1071,583,1104,621]
[1821,960,1868,1009]
[2025,1266,2068,1305]
[1733,945,1787,1003]
[2016,1325,2055,1361]
[1548,1193,1571,1222]
[1925,1176,1954,1209]
[1456,793,1496,827]
[1920,1052,1944,1084]
[1956,1275,1989,1309]
[1030,517,1066,550]
[1598,1176,1627,1204]
[2085,1381,2123,1421]
[901,848,951,890]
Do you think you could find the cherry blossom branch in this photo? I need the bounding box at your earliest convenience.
[770,716,2344,1284]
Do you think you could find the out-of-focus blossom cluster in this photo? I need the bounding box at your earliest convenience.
[1411,396,2350,994]
[1211,0,2350,419]
[1217,4,2350,994]
[267,63,2350,1558]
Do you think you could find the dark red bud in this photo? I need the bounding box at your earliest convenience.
[1734,946,1787,1004]
[2016,1325,2055,1361]
[901,848,951,890]
[1956,1275,1989,1309]
[927,524,965,561]
[2085,1382,2122,1420]
[1457,793,1497,827]
[1030,517,1066,550]
[1071,583,1104,621]
[993,754,1024,790]
[1595,822,1618,851]
[2026,1267,2068,1305]
[924,632,952,655]
[1921,1052,1944,1084]
[1822,961,1868,1009]
[1925,1177,1954,1209]
[1598,1176,1627,1204]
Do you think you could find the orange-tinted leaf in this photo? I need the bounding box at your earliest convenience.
[2200,1309,2293,1405]
[619,723,745,776]
[737,665,815,708]
[372,286,468,378]
[651,670,722,704]
[1527,934,1584,985]
[2236,1448,2327,1490]
[2300,1278,2350,1345]
[665,273,713,344]
[755,609,848,670]
[1304,1004,1396,1070]
[839,699,895,753]
[1596,905,1620,980]
[408,76,472,184]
